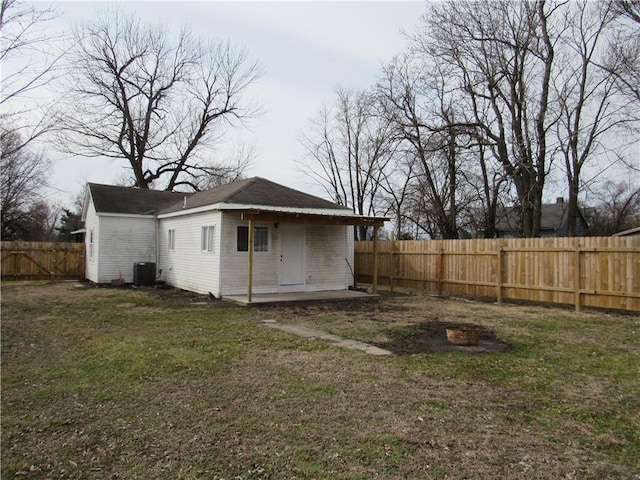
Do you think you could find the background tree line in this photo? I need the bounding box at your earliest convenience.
[1,0,638,241]
[300,0,640,240]
[1,0,260,241]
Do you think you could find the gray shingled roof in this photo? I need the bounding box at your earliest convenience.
[496,204,567,233]
[496,202,592,234]
[88,183,189,215]
[159,177,349,214]
[88,178,349,216]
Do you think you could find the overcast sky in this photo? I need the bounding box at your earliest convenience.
[40,1,427,208]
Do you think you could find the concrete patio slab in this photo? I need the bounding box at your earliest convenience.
[223,289,377,306]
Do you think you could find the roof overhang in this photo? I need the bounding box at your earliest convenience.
[240,209,389,227]
[95,212,157,219]
[157,202,388,226]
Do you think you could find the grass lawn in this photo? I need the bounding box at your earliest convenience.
[2,281,639,479]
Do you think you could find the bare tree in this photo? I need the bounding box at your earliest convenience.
[191,142,255,190]
[600,0,640,107]
[462,141,510,238]
[554,0,634,236]
[588,180,640,235]
[378,55,469,239]
[299,87,396,240]
[414,0,558,237]
[57,8,261,191]
[0,130,53,239]
[377,151,417,239]
[371,0,638,239]
[611,0,640,23]
[0,0,66,155]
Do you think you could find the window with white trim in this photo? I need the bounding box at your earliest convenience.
[168,229,176,251]
[89,228,94,258]
[237,225,269,252]
[201,226,215,252]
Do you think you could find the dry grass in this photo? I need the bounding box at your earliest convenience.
[2,282,639,479]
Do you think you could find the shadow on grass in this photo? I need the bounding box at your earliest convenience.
[376,320,515,355]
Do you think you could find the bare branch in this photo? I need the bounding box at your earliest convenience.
[56,7,261,190]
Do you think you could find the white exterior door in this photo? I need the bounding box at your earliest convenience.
[280,225,305,286]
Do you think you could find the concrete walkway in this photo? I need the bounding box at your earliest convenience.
[260,319,393,356]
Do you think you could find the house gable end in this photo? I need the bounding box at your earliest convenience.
[81,186,93,222]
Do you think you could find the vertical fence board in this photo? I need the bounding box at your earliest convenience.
[355,236,640,312]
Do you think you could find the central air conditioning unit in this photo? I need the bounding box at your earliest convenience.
[133,262,156,286]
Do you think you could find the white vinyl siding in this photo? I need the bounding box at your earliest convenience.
[158,212,221,295]
[219,214,278,295]
[345,226,355,287]
[92,215,156,283]
[304,225,349,291]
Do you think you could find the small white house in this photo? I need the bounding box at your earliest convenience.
[82,178,386,300]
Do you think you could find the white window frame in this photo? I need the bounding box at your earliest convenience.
[89,228,94,258]
[236,225,269,253]
[201,225,215,252]
[168,229,176,251]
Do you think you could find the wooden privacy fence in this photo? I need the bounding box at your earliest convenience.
[1,241,85,281]
[355,236,640,312]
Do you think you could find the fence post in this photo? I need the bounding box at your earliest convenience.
[496,246,503,304]
[574,242,581,312]
[437,248,444,297]
[389,232,395,292]
[50,243,55,280]
[13,247,19,277]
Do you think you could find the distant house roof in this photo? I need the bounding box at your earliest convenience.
[540,202,577,231]
[495,198,593,237]
[86,178,350,217]
[613,226,640,237]
[159,177,349,214]
[87,183,187,215]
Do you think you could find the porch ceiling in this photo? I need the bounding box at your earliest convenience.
[240,209,388,227]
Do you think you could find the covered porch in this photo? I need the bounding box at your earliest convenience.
[239,209,388,305]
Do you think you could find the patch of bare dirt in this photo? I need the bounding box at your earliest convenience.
[376,320,515,355]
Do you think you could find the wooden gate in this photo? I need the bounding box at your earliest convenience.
[1,241,85,280]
